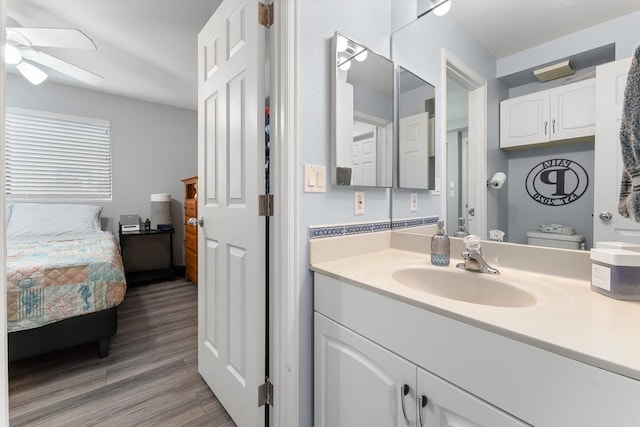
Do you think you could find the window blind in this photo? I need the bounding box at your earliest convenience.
[6,107,112,201]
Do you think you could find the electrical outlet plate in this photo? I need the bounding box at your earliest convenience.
[354,191,364,215]
[410,193,418,212]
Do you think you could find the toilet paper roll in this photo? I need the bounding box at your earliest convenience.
[489,172,507,189]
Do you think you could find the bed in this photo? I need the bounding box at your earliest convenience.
[6,203,127,361]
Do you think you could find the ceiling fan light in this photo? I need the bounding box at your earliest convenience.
[432,0,451,16]
[5,44,22,65]
[16,61,48,85]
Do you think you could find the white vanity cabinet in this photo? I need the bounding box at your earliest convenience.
[315,312,526,427]
[314,272,640,427]
[500,78,595,149]
[315,313,416,427]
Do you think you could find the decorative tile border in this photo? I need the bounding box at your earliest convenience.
[308,220,391,240]
[308,217,437,240]
[391,216,439,230]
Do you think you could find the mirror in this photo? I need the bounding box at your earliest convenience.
[331,32,394,187]
[390,4,640,248]
[445,76,469,232]
[397,66,436,190]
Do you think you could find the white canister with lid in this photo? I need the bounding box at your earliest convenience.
[590,248,640,300]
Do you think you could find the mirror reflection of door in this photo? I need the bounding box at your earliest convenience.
[352,120,377,186]
[446,75,469,234]
[332,33,394,187]
[397,66,436,190]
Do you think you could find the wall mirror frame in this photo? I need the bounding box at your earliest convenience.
[331,32,394,188]
[396,66,436,191]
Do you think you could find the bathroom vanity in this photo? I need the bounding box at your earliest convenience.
[310,231,640,427]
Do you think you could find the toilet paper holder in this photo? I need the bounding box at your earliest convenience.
[487,172,507,189]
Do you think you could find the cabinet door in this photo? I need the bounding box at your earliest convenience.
[549,78,596,141]
[416,367,529,427]
[315,313,417,427]
[500,91,549,149]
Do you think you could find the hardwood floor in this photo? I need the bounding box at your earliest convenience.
[8,279,236,427]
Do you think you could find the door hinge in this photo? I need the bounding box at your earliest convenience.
[258,2,273,28]
[258,378,274,407]
[259,194,274,217]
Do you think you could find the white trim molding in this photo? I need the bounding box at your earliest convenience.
[1,0,10,423]
[270,0,299,425]
[440,48,488,239]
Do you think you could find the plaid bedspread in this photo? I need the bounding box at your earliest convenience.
[6,232,127,333]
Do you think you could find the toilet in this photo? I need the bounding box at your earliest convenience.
[526,231,585,250]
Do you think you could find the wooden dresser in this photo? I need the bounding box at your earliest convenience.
[182,176,198,285]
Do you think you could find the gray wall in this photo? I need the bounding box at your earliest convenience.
[298,0,392,424]
[497,11,640,79]
[5,73,197,266]
[507,143,594,248]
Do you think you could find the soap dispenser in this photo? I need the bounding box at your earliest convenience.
[431,220,450,266]
[453,217,469,238]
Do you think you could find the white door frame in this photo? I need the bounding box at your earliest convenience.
[0,0,301,425]
[269,0,299,425]
[440,48,487,238]
[0,0,9,424]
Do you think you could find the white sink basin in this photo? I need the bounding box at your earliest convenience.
[392,267,537,308]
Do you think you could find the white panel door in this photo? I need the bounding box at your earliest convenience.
[594,57,640,243]
[417,367,527,427]
[399,112,430,188]
[352,122,377,186]
[315,313,417,427]
[197,1,266,426]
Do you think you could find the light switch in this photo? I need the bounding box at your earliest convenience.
[432,177,441,195]
[304,164,326,193]
[410,193,418,212]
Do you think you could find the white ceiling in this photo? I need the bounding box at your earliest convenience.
[450,0,640,59]
[5,0,639,111]
[6,0,222,110]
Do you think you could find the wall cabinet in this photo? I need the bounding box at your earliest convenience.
[500,78,595,150]
[181,176,198,285]
[315,312,526,427]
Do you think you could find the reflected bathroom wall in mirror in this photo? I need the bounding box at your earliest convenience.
[331,32,394,188]
[390,2,640,248]
[397,66,436,190]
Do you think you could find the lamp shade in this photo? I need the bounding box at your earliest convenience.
[150,193,171,229]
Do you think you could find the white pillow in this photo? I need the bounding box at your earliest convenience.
[7,203,103,237]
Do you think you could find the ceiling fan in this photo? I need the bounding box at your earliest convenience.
[5,25,104,86]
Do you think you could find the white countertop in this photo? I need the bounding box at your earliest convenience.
[310,245,640,382]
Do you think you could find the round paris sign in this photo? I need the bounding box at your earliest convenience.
[525,158,589,206]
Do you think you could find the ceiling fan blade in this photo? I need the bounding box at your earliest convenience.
[8,27,97,50]
[29,51,104,86]
[16,62,48,85]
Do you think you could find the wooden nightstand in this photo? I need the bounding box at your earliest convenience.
[182,176,198,285]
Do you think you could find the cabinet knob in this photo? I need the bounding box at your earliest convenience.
[400,384,411,426]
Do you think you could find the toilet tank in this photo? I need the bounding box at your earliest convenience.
[526,231,585,250]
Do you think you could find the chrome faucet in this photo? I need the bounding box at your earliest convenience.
[456,235,499,274]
